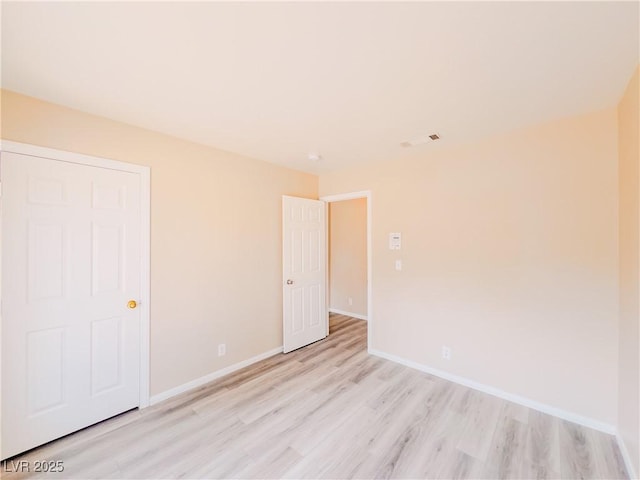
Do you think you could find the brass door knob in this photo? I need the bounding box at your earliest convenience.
[286,279,294,285]
[127,300,138,309]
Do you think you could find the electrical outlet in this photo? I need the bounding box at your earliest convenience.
[442,345,451,360]
[348,297,353,306]
[218,343,226,357]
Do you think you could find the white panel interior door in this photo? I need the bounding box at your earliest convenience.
[282,196,327,353]
[2,152,142,459]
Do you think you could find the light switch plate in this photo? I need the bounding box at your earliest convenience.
[389,232,401,250]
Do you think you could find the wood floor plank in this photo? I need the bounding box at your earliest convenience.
[559,419,597,479]
[436,450,488,480]
[2,314,628,480]
[237,445,302,479]
[588,428,629,479]
[287,381,372,456]
[456,390,504,462]
[526,409,561,479]
[373,380,462,478]
[485,414,528,479]
[182,447,253,480]
[417,406,469,477]
[283,405,377,479]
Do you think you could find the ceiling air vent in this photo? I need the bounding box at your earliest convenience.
[401,133,441,147]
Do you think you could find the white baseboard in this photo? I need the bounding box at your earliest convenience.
[368,348,616,435]
[329,308,368,321]
[149,346,283,406]
[616,433,639,480]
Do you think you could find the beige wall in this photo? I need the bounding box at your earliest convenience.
[1,83,631,439]
[320,108,620,425]
[329,198,367,316]
[618,66,640,474]
[0,90,318,396]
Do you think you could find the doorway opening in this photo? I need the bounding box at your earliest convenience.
[321,191,372,352]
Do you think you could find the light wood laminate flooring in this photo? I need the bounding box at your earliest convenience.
[2,314,628,479]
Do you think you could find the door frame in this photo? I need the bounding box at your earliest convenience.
[0,140,152,409]
[320,190,372,352]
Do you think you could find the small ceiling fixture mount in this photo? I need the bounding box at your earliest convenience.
[308,153,322,162]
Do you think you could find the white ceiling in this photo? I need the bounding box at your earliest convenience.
[2,1,638,174]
